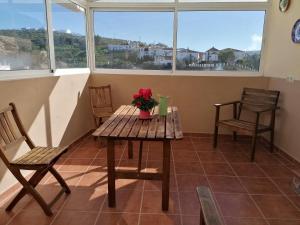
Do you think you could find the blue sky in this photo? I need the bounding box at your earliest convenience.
[0,2,265,52]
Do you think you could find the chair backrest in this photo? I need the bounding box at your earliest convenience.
[0,103,34,166]
[239,88,280,117]
[89,85,113,114]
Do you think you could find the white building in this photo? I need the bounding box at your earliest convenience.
[177,49,201,61]
[202,47,219,62]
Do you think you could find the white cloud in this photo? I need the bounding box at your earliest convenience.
[246,34,262,51]
[66,29,72,34]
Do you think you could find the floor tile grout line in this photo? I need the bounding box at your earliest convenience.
[225,154,271,225]
[170,141,184,225]
[194,138,228,225]
[137,141,149,225]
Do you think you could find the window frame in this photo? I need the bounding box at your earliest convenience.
[90,0,270,76]
[0,0,90,80]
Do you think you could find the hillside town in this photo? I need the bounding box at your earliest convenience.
[106,41,260,71]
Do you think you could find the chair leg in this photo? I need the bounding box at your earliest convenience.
[6,169,48,211]
[251,133,258,162]
[213,125,219,148]
[49,167,71,194]
[138,141,143,173]
[6,168,52,216]
[270,130,275,153]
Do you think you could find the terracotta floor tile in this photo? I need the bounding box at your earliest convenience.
[96,213,139,225]
[215,193,262,218]
[58,158,93,172]
[96,148,125,160]
[62,188,105,212]
[0,210,16,225]
[240,177,281,194]
[115,179,144,191]
[223,152,250,163]
[202,163,235,176]
[8,210,55,225]
[193,142,214,151]
[252,195,300,219]
[139,214,181,225]
[44,171,84,187]
[52,211,98,225]
[224,217,268,225]
[207,176,246,193]
[179,191,200,215]
[181,215,200,225]
[141,191,180,214]
[69,147,99,159]
[144,174,177,191]
[271,178,298,195]
[259,165,295,178]
[268,219,300,225]
[172,139,194,150]
[217,143,242,152]
[77,171,107,189]
[172,150,199,162]
[147,149,164,161]
[22,186,68,211]
[197,151,226,163]
[102,189,142,213]
[231,163,266,177]
[174,161,204,174]
[288,196,300,210]
[177,175,208,191]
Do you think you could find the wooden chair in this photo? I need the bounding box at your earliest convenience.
[0,103,70,216]
[89,85,113,128]
[213,88,280,161]
[197,186,224,225]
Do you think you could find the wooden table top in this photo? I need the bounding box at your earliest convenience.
[93,105,183,140]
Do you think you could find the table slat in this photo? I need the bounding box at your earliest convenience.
[110,107,137,137]
[128,118,143,138]
[147,106,159,138]
[156,116,166,139]
[101,106,132,137]
[172,107,183,139]
[138,120,150,138]
[166,107,175,139]
[119,109,139,137]
[93,105,127,136]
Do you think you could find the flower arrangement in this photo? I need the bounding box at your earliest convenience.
[132,88,158,118]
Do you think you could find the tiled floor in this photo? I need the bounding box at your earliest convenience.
[1,135,300,225]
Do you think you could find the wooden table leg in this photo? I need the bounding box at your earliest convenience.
[162,140,171,211]
[107,138,116,207]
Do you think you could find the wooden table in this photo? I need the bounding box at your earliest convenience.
[92,105,183,211]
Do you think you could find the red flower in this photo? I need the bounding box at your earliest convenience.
[133,93,140,99]
[139,88,152,100]
[136,102,142,108]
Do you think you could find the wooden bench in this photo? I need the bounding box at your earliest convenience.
[197,186,224,225]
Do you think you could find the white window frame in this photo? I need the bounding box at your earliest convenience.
[90,0,270,76]
[0,0,90,81]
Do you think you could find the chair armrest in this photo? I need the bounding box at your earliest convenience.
[214,101,240,107]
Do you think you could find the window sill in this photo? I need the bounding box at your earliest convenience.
[92,68,263,77]
[0,68,90,81]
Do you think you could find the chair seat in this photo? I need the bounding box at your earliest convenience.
[11,146,68,168]
[218,119,269,132]
[93,111,113,118]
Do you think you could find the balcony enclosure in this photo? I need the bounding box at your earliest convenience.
[1,0,300,225]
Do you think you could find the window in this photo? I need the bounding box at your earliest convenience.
[51,0,87,69]
[93,11,174,70]
[176,11,265,72]
[0,0,49,71]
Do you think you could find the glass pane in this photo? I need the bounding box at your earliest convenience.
[0,0,49,71]
[52,0,87,68]
[176,11,265,72]
[94,11,173,70]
